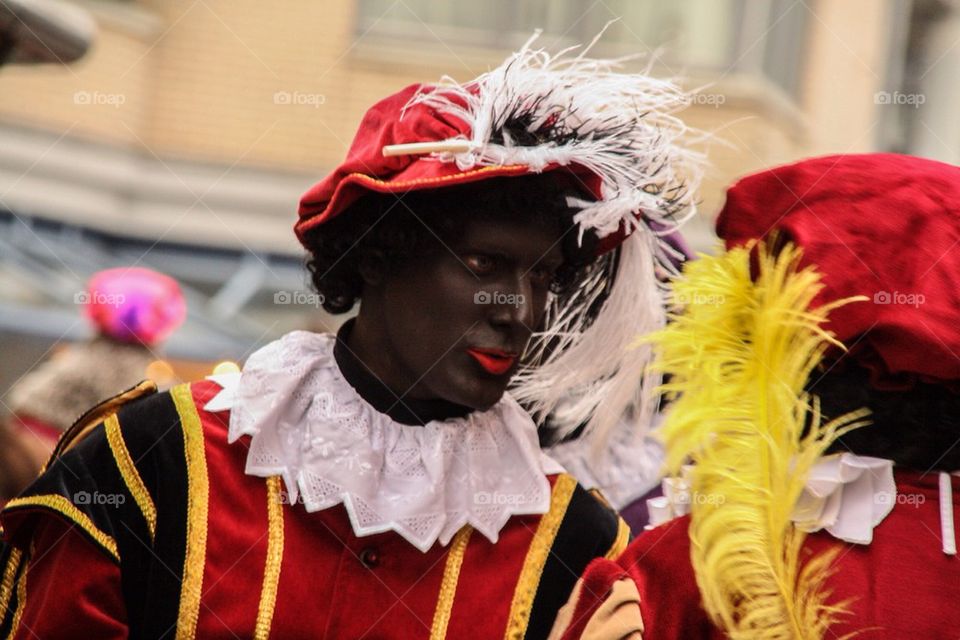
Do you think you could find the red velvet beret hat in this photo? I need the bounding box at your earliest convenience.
[717,153,960,384]
[296,84,602,245]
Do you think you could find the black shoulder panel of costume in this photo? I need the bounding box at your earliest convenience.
[1,384,183,562]
[52,379,158,459]
[526,481,631,639]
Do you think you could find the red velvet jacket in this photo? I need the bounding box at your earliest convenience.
[0,380,628,639]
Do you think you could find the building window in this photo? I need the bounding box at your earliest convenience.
[879,0,960,163]
[355,0,808,96]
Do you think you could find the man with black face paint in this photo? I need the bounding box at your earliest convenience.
[347,194,564,411]
[1,34,701,639]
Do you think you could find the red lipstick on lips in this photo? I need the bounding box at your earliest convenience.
[466,347,518,376]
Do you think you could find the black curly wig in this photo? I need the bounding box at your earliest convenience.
[810,363,960,471]
[303,172,601,315]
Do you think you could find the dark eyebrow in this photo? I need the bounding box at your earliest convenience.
[533,255,564,271]
[457,246,505,260]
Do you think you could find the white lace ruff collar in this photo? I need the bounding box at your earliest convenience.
[205,330,562,552]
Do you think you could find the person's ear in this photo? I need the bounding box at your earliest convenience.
[358,249,388,287]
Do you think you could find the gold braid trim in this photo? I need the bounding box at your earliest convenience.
[104,413,157,543]
[429,525,473,640]
[604,517,631,560]
[254,476,285,640]
[171,384,210,640]
[503,473,577,640]
[0,548,22,620]
[3,495,119,562]
[345,165,527,190]
[3,546,30,640]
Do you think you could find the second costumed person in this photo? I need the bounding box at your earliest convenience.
[550,153,960,639]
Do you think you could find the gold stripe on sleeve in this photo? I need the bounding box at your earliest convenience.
[3,547,29,640]
[105,413,157,543]
[503,473,577,639]
[0,547,23,619]
[605,517,631,560]
[171,383,210,640]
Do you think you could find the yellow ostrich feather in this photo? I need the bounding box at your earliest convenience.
[644,241,870,640]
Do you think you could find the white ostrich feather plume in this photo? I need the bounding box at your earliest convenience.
[403,29,705,238]
[401,30,706,456]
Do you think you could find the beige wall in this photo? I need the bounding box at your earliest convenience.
[0,0,899,249]
[799,0,894,155]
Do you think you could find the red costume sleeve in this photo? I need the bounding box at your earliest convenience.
[552,557,634,639]
[552,518,720,640]
[10,517,127,639]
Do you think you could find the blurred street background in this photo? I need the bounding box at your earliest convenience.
[1,0,955,389]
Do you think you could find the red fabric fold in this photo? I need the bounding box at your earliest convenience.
[717,153,960,384]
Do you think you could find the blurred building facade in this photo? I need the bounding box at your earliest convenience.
[0,0,950,388]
